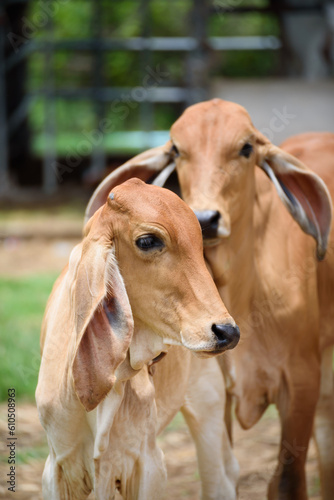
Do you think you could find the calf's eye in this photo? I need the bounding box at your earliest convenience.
[239,143,253,158]
[136,235,165,252]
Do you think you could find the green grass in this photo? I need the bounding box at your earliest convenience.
[0,443,49,465]
[15,443,49,465]
[162,411,186,432]
[0,274,58,402]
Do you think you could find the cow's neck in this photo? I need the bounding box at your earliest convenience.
[204,176,278,428]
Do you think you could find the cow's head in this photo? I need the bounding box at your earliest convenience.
[169,99,332,260]
[86,99,332,261]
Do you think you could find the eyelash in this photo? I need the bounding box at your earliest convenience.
[136,235,165,252]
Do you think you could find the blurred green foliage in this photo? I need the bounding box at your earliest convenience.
[0,274,57,402]
[26,0,280,154]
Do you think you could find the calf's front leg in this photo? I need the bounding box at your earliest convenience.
[181,356,239,500]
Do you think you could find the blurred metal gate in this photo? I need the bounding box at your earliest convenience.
[0,0,282,195]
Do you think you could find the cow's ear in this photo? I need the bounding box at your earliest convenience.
[256,133,332,260]
[85,141,174,223]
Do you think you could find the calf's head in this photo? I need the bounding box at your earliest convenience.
[74,179,238,411]
[86,99,332,261]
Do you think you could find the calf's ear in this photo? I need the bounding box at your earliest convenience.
[256,133,332,260]
[71,210,134,411]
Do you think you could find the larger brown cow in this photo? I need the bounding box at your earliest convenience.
[279,132,334,500]
[86,100,334,500]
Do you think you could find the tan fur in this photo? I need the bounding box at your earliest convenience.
[172,118,333,500]
[173,117,333,500]
[281,133,334,500]
[88,103,334,500]
[36,178,239,500]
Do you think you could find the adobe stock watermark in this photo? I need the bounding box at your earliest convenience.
[213,0,244,16]
[260,106,296,142]
[7,0,70,53]
[245,438,307,492]
[52,64,169,183]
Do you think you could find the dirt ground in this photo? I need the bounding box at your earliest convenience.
[0,211,82,277]
[0,226,322,499]
[0,403,321,500]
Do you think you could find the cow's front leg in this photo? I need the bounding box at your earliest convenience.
[313,345,334,500]
[268,363,320,500]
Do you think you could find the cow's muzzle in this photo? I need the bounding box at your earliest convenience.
[194,210,221,239]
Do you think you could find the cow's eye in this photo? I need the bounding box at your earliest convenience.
[171,144,180,158]
[239,143,253,158]
[136,235,165,252]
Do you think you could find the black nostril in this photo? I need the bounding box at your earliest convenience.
[194,210,221,239]
[212,323,240,351]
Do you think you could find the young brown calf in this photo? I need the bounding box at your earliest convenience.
[36,179,240,500]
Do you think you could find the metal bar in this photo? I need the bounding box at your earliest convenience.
[209,36,282,51]
[32,37,199,51]
[29,86,189,102]
[139,0,154,133]
[7,94,32,134]
[185,0,209,105]
[5,41,36,73]
[30,35,281,52]
[89,0,105,180]
[0,4,10,194]
[210,5,323,15]
[42,0,57,194]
